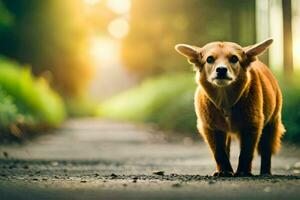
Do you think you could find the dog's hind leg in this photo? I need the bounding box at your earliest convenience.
[258,117,285,175]
[235,127,262,177]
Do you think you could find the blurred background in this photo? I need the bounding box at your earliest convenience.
[0,0,300,143]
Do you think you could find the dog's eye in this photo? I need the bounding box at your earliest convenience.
[206,56,215,64]
[229,55,239,63]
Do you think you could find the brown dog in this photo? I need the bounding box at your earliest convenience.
[175,39,285,176]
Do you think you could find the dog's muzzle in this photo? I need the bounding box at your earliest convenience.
[214,67,232,80]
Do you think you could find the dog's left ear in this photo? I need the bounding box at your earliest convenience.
[244,38,273,57]
[175,44,201,65]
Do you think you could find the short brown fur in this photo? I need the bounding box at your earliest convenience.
[175,39,285,176]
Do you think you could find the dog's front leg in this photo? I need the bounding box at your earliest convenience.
[203,128,233,177]
[235,127,261,176]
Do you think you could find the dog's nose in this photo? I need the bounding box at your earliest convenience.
[216,67,228,76]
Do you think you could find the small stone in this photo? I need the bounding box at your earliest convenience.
[51,162,59,166]
[208,180,216,185]
[123,183,127,187]
[23,165,29,169]
[9,165,16,169]
[32,178,38,181]
[81,180,87,183]
[110,173,118,179]
[94,173,100,177]
[172,183,181,188]
[132,177,138,183]
[153,171,165,176]
[3,152,8,158]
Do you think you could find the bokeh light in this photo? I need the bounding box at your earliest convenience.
[106,0,131,15]
[90,36,118,64]
[108,18,129,39]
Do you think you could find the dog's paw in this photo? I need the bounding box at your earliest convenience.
[234,171,253,177]
[213,171,234,177]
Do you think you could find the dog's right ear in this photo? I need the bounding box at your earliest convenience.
[244,38,273,57]
[175,44,201,65]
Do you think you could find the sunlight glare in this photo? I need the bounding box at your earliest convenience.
[90,37,119,65]
[268,0,283,71]
[107,0,131,14]
[83,0,101,5]
[293,39,300,68]
[108,18,129,39]
[292,0,300,69]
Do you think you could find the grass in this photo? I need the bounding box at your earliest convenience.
[0,57,66,140]
[99,72,300,143]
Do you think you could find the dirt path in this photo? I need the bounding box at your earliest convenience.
[0,119,300,200]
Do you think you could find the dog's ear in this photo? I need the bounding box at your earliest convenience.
[175,44,201,64]
[244,38,273,57]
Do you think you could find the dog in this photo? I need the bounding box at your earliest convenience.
[175,39,285,176]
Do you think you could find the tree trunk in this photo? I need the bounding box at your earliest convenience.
[282,0,293,75]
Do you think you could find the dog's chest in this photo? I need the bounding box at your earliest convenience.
[213,109,240,133]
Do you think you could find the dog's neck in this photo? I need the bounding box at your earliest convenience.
[200,72,250,113]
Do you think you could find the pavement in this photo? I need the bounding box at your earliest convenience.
[0,118,300,200]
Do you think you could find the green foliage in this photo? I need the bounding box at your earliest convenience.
[0,57,65,139]
[0,89,20,127]
[100,72,300,143]
[279,75,300,143]
[0,1,13,29]
[99,72,197,134]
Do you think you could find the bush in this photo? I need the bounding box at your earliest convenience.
[0,57,65,140]
[0,89,20,127]
[280,77,300,143]
[99,72,300,143]
[99,72,197,135]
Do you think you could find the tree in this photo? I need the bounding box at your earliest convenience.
[0,0,93,96]
[282,0,293,74]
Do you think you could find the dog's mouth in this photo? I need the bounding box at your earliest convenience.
[212,76,233,81]
[211,75,234,86]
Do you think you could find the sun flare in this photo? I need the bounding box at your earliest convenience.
[90,37,119,65]
[106,0,131,14]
